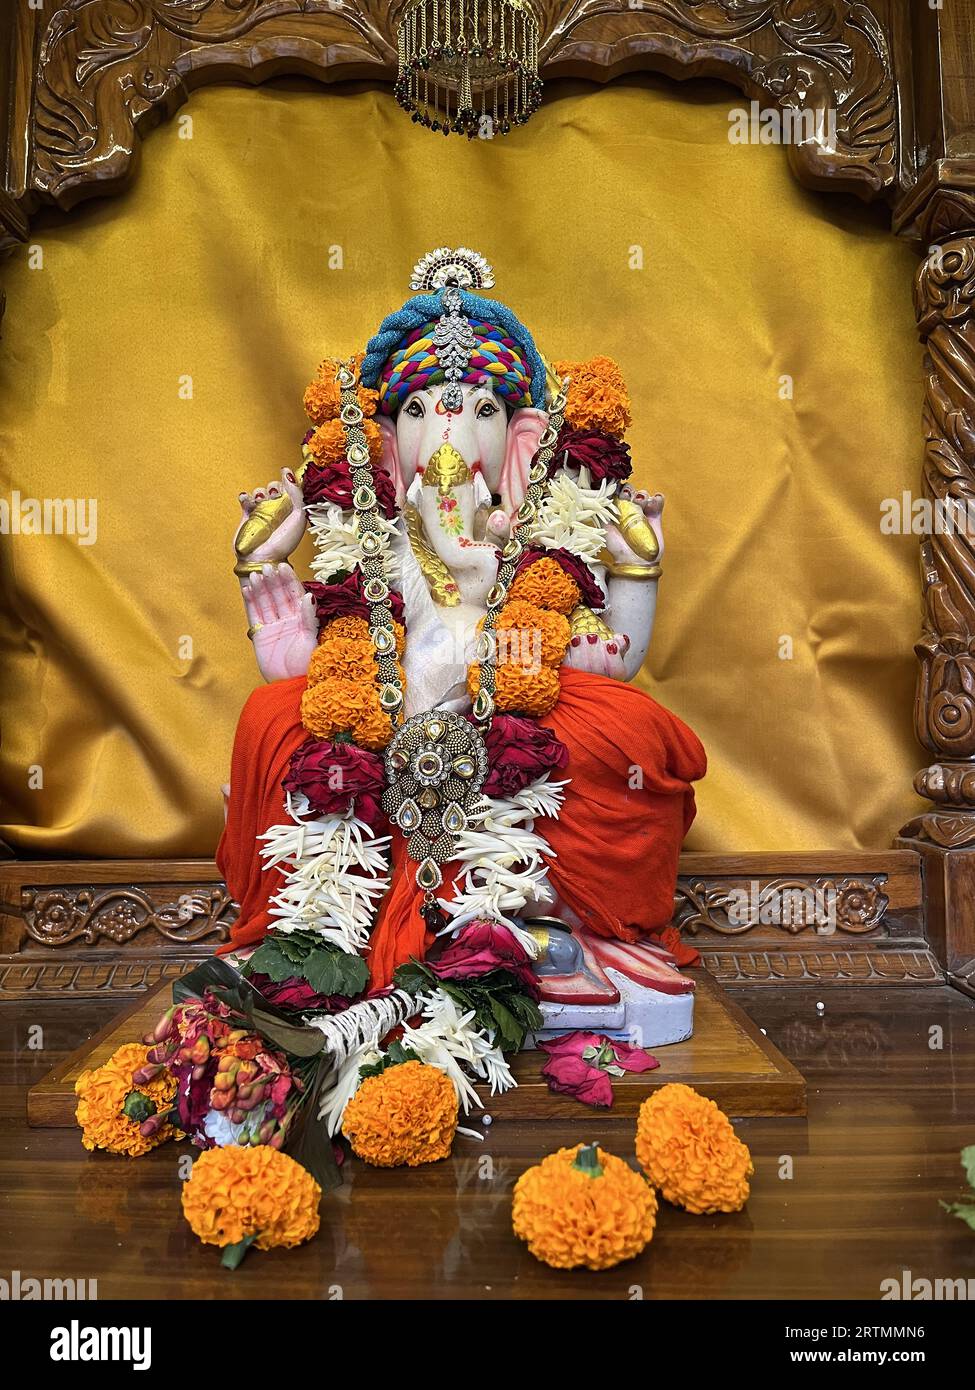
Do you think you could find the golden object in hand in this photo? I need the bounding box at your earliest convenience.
[235,457,309,559]
[246,623,264,641]
[614,498,660,563]
[422,443,471,494]
[569,605,614,639]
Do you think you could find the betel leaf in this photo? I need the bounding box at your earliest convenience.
[245,937,300,984]
[302,945,369,999]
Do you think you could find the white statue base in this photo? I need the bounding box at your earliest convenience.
[530,970,694,1049]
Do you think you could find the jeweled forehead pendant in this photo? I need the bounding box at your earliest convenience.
[410,246,495,413]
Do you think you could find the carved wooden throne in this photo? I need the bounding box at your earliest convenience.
[2,1,975,1001]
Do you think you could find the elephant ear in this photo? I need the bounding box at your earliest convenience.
[376,416,406,506]
[499,407,548,515]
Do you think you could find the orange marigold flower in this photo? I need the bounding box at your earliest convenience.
[508,557,581,616]
[322,615,405,656]
[304,356,378,425]
[308,417,383,470]
[468,660,561,717]
[512,1142,657,1271]
[495,598,571,668]
[636,1083,753,1214]
[181,1146,321,1252]
[308,635,376,685]
[301,677,398,752]
[553,355,632,438]
[75,1043,179,1158]
[342,1060,457,1167]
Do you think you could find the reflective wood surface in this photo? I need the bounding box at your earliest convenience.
[2,985,974,1300]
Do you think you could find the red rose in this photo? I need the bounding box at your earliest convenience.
[304,458,397,518]
[477,713,569,798]
[245,973,349,1014]
[304,569,405,627]
[428,919,540,998]
[514,546,606,613]
[283,737,387,826]
[548,425,632,483]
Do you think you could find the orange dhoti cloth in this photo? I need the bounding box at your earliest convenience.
[217,668,706,987]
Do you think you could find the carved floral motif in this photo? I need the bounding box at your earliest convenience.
[674,874,889,935]
[21,884,235,948]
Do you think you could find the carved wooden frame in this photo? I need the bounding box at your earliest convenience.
[2,1,975,996]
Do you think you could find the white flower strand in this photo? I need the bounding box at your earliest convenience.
[437,776,568,943]
[399,990,516,1114]
[525,473,618,561]
[259,813,391,954]
[307,503,399,583]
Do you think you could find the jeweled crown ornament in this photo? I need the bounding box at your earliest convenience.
[395,0,543,139]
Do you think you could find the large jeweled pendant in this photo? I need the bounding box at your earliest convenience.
[381,709,489,883]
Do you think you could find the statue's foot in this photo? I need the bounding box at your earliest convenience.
[524,917,621,1006]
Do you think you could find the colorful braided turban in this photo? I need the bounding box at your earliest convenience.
[378,318,532,416]
[360,287,548,417]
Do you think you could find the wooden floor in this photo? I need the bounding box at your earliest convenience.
[2,984,974,1300]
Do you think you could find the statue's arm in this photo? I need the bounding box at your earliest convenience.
[564,487,663,682]
[234,469,318,682]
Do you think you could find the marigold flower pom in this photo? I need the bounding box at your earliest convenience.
[512,1142,657,1271]
[307,634,376,685]
[468,661,561,718]
[508,556,581,616]
[303,354,378,425]
[324,615,405,656]
[181,1146,321,1266]
[342,1060,457,1168]
[75,1043,179,1158]
[301,675,400,751]
[636,1083,753,1214]
[307,417,383,470]
[553,355,632,438]
[495,599,571,668]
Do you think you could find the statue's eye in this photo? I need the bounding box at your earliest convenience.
[475,399,499,419]
[404,398,425,418]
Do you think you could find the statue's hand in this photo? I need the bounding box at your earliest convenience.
[243,563,318,681]
[235,468,307,566]
[564,630,629,680]
[604,487,664,568]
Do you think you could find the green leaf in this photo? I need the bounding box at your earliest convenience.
[487,995,521,1050]
[245,938,297,984]
[961,1145,975,1192]
[941,1200,975,1232]
[302,946,369,999]
[358,1040,422,1081]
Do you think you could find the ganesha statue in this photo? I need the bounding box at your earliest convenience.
[218,248,705,1120]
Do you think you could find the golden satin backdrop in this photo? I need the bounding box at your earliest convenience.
[0,77,924,857]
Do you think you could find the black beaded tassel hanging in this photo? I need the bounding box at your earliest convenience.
[395,0,543,139]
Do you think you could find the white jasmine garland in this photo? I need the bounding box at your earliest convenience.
[524,473,619,561]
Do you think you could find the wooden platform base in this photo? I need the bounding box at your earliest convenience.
[27,969,805,1126]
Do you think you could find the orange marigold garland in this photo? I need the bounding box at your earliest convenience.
[301,676,400,752]
[304,353,378,425]
[468,660,561,718]
[495,599,571,667]
[636,1083,753,1214]
[553,355,632,437]
[181,1145,321,1268]
[342,1059,458,1168]
[75,1043,180,1158]
[512,1142,657,1271]
[307,417,384,471]
[507,557,581,616]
